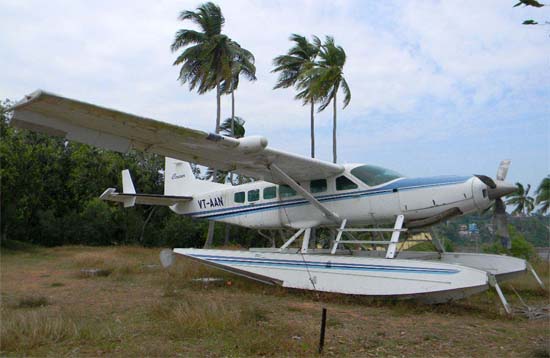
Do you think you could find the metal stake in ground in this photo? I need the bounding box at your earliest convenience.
[319,308,327,354]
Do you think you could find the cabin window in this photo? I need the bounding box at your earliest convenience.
[310,179,327,193]
[264,186,277,199]
[234,192,245,203]
[279,184,296,198]
[336,176,358,191]
[248,189,260,202]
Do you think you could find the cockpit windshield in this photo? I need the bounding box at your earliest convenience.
[350,165,403,187]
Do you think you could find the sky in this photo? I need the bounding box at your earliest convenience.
[1,0,549,189]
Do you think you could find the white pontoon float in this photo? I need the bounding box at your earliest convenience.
[173,216,545,313]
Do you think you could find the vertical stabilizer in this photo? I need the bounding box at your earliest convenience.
[122,169,136,194]
[164,157,227,196]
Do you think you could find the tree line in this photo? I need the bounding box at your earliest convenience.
[0,100,268,248]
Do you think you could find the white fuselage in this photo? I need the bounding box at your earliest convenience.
[169,164,492,229]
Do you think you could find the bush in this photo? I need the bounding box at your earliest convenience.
[17,296,49,308]
[483,224,535,260]
[156,215,210,248]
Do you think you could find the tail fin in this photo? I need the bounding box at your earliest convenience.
[164,157,227,196]
[122,169,136,194]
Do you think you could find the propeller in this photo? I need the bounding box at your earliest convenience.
[474,161,516,249]
[492,160,514,249]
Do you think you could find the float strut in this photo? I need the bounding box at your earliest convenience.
[527,262,545,289]
[489,274,512,314]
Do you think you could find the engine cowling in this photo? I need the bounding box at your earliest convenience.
[236,136,268,154]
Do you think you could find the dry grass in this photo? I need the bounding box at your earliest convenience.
[1,245,549,357]
[71,248,149,278]
[1,308,83,352]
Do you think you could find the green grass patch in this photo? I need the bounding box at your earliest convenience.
[16,296,49,309]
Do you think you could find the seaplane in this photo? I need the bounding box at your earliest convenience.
[9,90,546,313]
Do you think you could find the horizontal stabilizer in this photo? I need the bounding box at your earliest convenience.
[100,188,192,206]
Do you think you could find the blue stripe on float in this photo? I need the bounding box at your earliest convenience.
[188,175,471,220]
[190,254,459,275]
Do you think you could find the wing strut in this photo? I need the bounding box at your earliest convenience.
[269,164,340,224]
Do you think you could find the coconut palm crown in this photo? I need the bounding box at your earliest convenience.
[535,175,550,214]
[272,34,321,158]
[506,182,535,216]
[171,2,251,133]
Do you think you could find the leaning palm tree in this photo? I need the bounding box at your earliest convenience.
[506,183,535,216]
[306,36,351,164]
[535,175,550,214]
[272,34,320,158]
[171,2,236,133]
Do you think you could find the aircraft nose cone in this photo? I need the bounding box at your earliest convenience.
[488,181,517,200]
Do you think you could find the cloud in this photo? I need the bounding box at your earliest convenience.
[0,0,548,185]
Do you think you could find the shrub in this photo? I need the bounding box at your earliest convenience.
[483,224,535,260]
[17,296,49,309]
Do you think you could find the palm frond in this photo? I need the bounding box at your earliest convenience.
[341,77,351,108]
[534,176,550,214]
[171,30,207,52]
[220,116,246,138]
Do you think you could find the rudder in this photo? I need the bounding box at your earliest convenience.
[164,157,227,196]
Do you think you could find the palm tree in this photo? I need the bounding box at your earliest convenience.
[221,45,256,137]
[272,34,320,158]
[203,117,246,184]
[535,176,550,214]
[306,36,351,164]
[506,183,535,216]
[171,2,236,133]
[171,3,254,249]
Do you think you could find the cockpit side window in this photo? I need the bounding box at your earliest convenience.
[350,165,403,187]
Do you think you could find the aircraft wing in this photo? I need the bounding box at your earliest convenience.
[10,90,344,183]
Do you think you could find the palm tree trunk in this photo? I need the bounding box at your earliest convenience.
[230,90,235,185]
[216,83,221,133]
[332,92,337,164]
[204,221,215,248]
[139,207,156,244]
[207,82,222,248]
[231,90,235,136]
[310,99,315,158]
[226,90,235,247]
[224,224,231,246]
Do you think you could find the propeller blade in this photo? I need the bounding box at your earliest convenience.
[474,174,497,189]
[493,198,511,249]
[496,160,511,181]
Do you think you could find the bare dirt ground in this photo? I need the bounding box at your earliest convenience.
[1,246,549,357]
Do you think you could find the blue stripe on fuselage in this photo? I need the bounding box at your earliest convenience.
[189,175,471,220]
